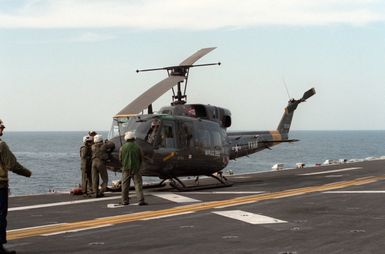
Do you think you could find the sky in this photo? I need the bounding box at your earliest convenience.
[1,0,385,131]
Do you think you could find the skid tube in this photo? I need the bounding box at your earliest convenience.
[160,173,233,192]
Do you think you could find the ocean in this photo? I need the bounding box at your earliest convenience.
[3,131,385,197]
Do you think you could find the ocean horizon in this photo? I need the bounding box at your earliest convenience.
[2,130,385,196]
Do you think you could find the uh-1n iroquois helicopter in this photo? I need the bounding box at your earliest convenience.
[106,47,316,190]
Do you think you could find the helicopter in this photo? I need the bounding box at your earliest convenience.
[106,47,316,190]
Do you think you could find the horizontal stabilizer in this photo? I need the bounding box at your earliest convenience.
[259,139,299,144]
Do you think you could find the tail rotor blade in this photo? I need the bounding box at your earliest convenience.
[301,88,316,101]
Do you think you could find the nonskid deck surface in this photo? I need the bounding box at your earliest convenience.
[7,159,385,254]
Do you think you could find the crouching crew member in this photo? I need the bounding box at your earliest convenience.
[80,135,93,196]
[0,119,32,254]
[91,134,115,198]
[119,131,147,206]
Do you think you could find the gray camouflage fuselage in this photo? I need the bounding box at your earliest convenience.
[107,88,315,180]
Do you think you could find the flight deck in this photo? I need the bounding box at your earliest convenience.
[6,159,385,254]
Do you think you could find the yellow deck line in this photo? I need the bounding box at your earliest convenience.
[8,175,385,240]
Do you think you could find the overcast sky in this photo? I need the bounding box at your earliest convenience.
[1,0,385,131]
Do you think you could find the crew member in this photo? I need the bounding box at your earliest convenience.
[145,119,160,144]
[119,131,147,206]
[91,134,115,198]
[88,131,97,141]
[80,136,93,196]
[0,119,32,254]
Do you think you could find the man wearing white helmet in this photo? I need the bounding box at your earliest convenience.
[91,134,115,198]
[80,136,93,196]
[0,119,32,254]
[119,131,147,206]
[88,131,97,141]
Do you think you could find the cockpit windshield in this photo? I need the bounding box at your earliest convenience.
[108,116,155,141]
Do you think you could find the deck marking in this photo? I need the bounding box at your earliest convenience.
[324,190,385,194]
[299,167,362,176]
[179,191,265,195]
[151,193,201,203]
[9,196,121,211]
[41,224,113,236]
[213,210,287,224]
[214,200,257,209]
[324,175,343,178]
[107,204,125,208]
[8,223,67,233]
[140,211,195,221]
[8,175,385,241]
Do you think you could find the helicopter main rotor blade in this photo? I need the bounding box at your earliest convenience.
[179,47,216,66]
[115,48,217,117]
[114,75,185,117]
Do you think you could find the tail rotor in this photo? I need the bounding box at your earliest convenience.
[278,87,316,134]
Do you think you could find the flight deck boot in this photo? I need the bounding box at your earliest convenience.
[0,245,16,254]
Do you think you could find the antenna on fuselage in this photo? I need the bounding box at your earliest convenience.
[282,76,291,100]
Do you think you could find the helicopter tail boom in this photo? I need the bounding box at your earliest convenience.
[277,88,316,134]
[227,87,315,160]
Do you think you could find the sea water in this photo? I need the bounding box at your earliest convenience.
[3,131,385,196]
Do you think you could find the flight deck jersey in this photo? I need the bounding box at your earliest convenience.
[0,139,31,188]
[80,145,92,169]
[119,142,142,174]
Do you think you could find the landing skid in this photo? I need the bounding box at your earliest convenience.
[107,181,166,192]
[161,172,233,192]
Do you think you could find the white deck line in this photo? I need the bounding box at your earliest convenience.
[41,224,113,236]
[8,223,68,233]
[9,196,121,211]
[324,191,385,194]
[214,200,259,209]
[299,167,362,176]
[213,210,287,224]
[151,193,201,203]
[140,211,195,221]
[179,191,265,195]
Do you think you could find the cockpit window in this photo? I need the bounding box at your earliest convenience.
[159,121,176,148]
[108,116,154,140]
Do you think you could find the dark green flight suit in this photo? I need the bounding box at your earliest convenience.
[0,139,31,247]
[119,140,144,204]
[91,141,115,197]
[80,143,92,194]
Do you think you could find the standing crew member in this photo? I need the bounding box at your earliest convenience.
[91,134,115,198]
[88,131,97,141]
[80,136,93,196]
[0,119,32,254]
[145,119,160,144]
[119,131,147,206]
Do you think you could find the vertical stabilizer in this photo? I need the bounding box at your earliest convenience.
[277,88,316,134]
